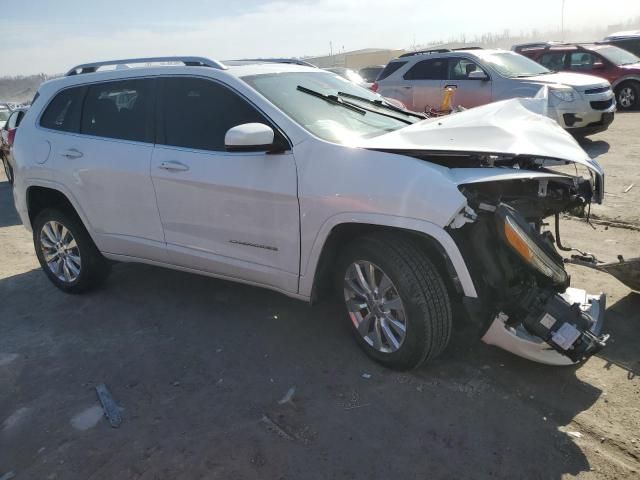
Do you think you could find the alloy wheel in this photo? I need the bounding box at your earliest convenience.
[40,220,82,283]
[343,260,407,353]
[618,87,635,109]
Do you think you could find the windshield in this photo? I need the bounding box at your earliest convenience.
[597,45,640,65]
[0,110,10,122]
[242,71,420,144]
[482,52,551,77]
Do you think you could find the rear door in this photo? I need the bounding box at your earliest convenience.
[444,57,492,108]
[402,58,448,111]
[150,76,300,293]
[42,79,167,260]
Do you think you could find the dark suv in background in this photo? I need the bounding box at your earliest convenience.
[516,42,640,110]
[603,31,640,56]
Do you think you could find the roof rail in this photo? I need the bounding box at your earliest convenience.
[399,48,450,58]
[66,56,227,76]
[512,42,558,52]
[225,58,317,68]
[451,46,483,51]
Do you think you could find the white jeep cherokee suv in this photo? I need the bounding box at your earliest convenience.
[12,56,608,369]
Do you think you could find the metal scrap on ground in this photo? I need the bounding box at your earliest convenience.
[95,383,123,428]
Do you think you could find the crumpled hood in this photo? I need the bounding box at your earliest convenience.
[359,96,604,178]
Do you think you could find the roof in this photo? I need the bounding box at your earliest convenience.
[605,30,640,40]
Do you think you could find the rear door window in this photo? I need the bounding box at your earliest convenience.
[40,86,85,133]
[403,59,448,80]
[158,77,270,151]
[538,52,568,71]
[81,79,154,142]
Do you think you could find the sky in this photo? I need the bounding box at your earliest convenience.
[1,0,639,76]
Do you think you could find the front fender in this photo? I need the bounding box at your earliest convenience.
[298,212,478,298]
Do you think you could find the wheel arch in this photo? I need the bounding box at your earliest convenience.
[26,183,93,236]
[611,75,640,90]
[303,214,478,303]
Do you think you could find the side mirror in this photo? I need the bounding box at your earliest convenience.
[468,70,488,80]
[225,123,278,152]
[592,62,605,70]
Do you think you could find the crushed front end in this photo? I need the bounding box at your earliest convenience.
[449,164,609,365]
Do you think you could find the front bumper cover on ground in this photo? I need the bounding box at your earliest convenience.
[481,287,607,366]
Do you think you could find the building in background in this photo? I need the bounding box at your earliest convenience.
[305,48,405,70]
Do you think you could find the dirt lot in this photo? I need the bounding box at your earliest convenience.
[1,114,639,479]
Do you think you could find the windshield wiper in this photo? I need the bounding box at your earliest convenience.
[336,91,426,121]
[296,85,366,115]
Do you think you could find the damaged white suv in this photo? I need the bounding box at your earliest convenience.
[12,57,608,369]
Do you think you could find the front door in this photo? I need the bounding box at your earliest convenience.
[151,77,300,293]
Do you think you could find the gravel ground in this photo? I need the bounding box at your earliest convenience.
[1,114,639,479]
[579,112,640,226]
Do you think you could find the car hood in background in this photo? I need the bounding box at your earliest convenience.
[620,62,640,72]
[359,96,603,175]
[522,71,609,88]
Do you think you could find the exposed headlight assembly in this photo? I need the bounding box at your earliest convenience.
[496,204,569,288]
[549,87,575,103]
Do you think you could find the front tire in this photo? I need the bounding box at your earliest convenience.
[616,81,639,110]
[335,233,452,370]
[33,208,110,293]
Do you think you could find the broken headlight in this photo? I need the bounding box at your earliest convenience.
[496,204,569,288]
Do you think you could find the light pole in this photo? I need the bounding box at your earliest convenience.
[561,0,566,41]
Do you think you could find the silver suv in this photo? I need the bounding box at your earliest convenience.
[374,48,616,136]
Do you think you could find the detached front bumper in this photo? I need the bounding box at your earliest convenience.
[481,287,607,365]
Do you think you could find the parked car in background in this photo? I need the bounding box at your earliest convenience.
[516,42,640,110]
[0,107,10,129]
[374,48,615,136]
[12,56,609,370]
[358,65,385,87]
[324,67,366,86]
[1,107,28,184]
[603,31,640,56]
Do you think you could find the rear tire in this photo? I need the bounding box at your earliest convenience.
[615,81,639,110]
[33,208,110,293]
[335,232,452,370]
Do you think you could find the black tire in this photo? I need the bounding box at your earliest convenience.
[33,208,110,293]
[1,156,13,185]
[615,81,639,111]
[335,232,452,370]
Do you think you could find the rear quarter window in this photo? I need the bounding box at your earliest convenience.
[40,86,85,133]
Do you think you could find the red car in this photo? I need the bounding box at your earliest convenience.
[515,43,640,110]
[1,107,28,184]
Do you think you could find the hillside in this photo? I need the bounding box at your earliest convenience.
[0,74,57,103]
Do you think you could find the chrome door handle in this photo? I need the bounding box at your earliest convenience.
[61,148,83,159]
[158,161,189,172]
